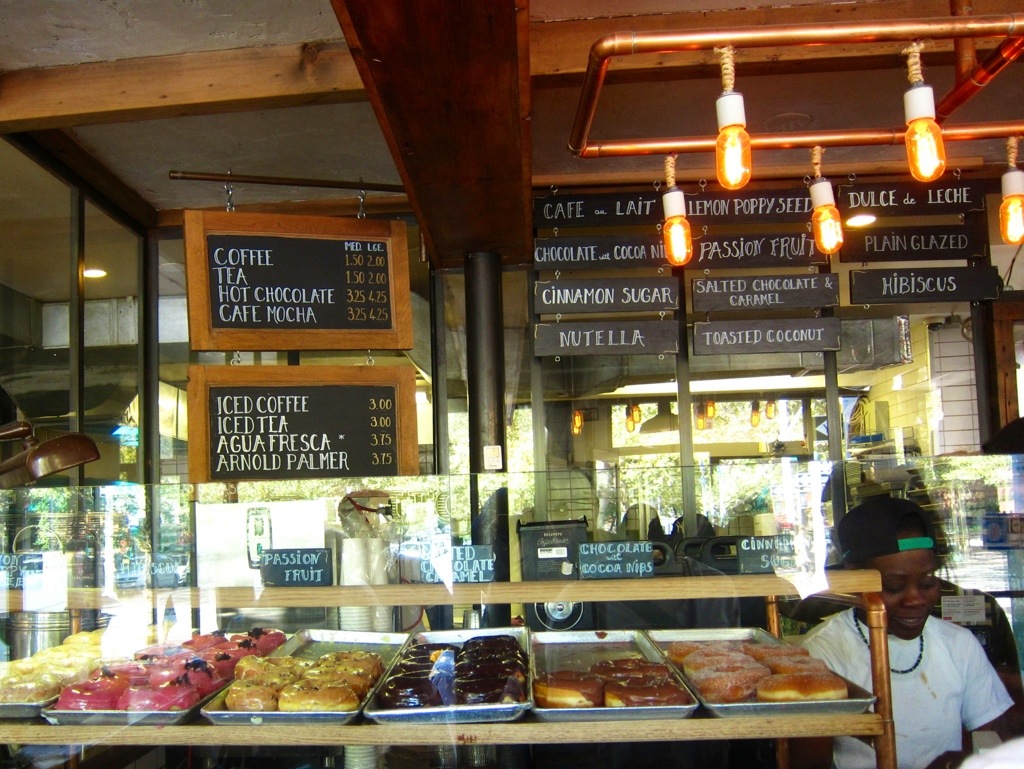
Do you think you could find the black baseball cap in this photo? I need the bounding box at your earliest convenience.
[838,496,937,565]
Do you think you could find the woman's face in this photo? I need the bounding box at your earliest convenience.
[866,547,941,640]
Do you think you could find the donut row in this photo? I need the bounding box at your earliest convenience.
[52,627,287,712]
[665,639,847,704]
[535,656,692,709]
[376,634,528,709]
[224,649,385,712]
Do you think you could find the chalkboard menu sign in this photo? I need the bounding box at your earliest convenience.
[533,234,667,269]
[260,548,333,586]
[692,232,829,268]
[737,535,796,574]
[187,365,417,482]
[534,278,679,315]
[452,545,495,583]
[184,210,411,351]
[534,320,679,357]
[692,273,838,312]
[835,180,986,217]
[839,222,988,263]
[693,318,841,355]
[849,266,1002,305]
[534,192,662,228]
[578,541,654,579]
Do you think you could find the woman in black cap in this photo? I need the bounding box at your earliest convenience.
[797,496,1016,769]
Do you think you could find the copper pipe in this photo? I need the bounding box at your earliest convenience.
[569,14,1024,157]
[951,0,978,84]
[864,592,897,769]
[579,120,1024,159]
[937,35,1024,120]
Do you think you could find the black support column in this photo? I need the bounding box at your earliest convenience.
[465,251,506,472]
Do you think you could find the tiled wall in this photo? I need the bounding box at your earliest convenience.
[861,319,933,453]
[929,322,980,454]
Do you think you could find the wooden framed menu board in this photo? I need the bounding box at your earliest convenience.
[187,365,418,482]
[184,210,411,351]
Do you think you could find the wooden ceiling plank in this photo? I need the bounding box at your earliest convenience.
[0,41,364,133]
[530,0,1018,79]
[331,0,531,268]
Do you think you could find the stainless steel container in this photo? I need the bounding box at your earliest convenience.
[7,611,70,659]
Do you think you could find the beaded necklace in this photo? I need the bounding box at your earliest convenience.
[853,614,925,674]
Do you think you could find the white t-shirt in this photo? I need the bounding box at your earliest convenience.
[960,736,1024,769]
[800,609,1012,769]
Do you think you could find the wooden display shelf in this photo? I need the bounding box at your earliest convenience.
[3,571,883,612]
[0,713,883,746]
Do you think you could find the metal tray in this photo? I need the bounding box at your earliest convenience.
[645,628,877,717]
[0,695,59,719]
[42,685,227,726]
[362,626,532,724]
[202,629,410,725]
[530,630,698,722]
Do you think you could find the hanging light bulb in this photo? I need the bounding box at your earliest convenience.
[902,42,945,183]
[808,147,843,255]
[750,399,761,428]
[630,404,642,423]
[695,401,707,431]
[705,399,716,419]
[625,405,636,433]
[662,155,692,266]
[715,47,751,190]
[1000,137,1024,246]
[571,409,584,436]
[765,399,777,420]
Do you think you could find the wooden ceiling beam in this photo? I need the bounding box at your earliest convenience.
[331,0,531,269]
[0,41,363,133]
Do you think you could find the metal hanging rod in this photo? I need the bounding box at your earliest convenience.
[168,170,405,194]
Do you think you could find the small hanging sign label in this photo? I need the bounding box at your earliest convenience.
[849,266,1002,305]
[838,222,988,263]
[534,278,679,315]
[533,320,679,357]
[693,318,841,354]
[533,235,668,269]
[260,548,333,586]
[835,180,987,217]
[691,273,839,312]
[578,541,654,579]
[737,534,797,574]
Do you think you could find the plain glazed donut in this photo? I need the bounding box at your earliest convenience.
[277,679,360,712]
[689,661,771,703]
[604,680,693,707]
[765,655,829,674]
[756,671,848,702]
[533,671,605,708]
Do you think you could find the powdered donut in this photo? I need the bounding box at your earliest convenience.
[689,661,771,703]
[765,655,829,674]
[755,671,848,702]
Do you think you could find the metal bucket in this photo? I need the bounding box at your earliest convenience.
[5,611,70,659]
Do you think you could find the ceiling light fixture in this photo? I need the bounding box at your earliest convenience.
[808,146,843,256]
[625,404,636,433]
[750,399,761,428]
[661,155,693,266]
[83,268,107,279]
[705,399,716,419]
[765,399,777,420]
[1000,136,1024,246]
[903,41,946,183]
[695,401,707,431]
[845,213,877,228]
[714,45,752,191]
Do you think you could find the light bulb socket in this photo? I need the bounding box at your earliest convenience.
[1002,168,1024,198]
[716,91,746,131]
[662,185,687,219]
[808,177,836,209]
[904,84,936,124]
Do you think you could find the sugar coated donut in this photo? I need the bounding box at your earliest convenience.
[756,672,848,702]
[765,655,829,674]
[681,650,757,677]
[533,671,604,708]
[689,661,771,703]
[743,642,810,661]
